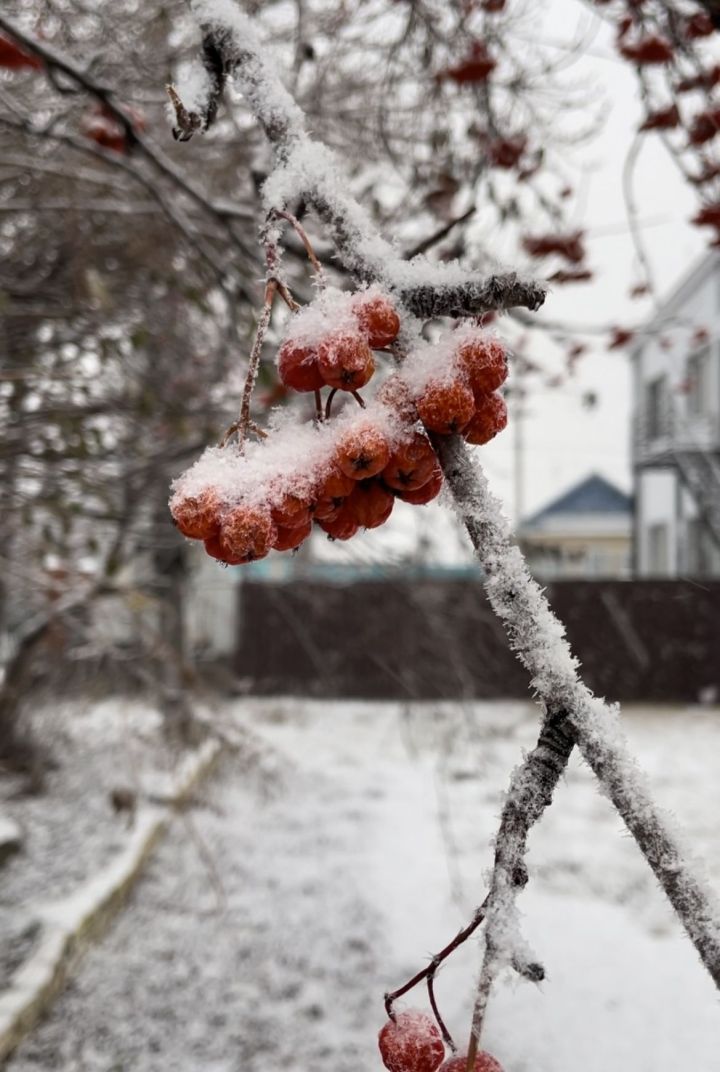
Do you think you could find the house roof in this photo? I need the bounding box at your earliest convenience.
[522,474,632,529]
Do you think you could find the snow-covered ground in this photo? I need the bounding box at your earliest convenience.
[4,698,720,1071]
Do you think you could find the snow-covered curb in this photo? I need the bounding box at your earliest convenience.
[0,738,222,1063]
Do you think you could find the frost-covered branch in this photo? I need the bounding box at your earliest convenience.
[174,0,720,1008]
[169,2,546,321]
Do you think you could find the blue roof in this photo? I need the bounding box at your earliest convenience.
[523,474,632,526]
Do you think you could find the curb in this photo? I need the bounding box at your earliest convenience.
[0,738,222,1064]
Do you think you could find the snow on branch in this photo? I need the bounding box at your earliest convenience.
[173,0,720,1027]
[169,2,546,321]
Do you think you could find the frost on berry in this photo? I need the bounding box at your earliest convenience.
[463,392,507,445]
[273,516,312,551]
[203,533,246,566]
[396,464,442,505]
[439,1052,504,1072]
[416,377,475,435]
[271,492,312,529]
[336,421,391,480]
[317,332,375,390]
[456,335,508,397]
[170,487,222,540]
[377,375,418,425]
[277,340,325,392]
[353,290,401,348]
[217,504,276,563]
[378,1010,445,1072]
[347,479,394,529]
[383,432,438,491]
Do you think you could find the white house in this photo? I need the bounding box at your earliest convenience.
[632,251,720,578]
[518,474,632,580]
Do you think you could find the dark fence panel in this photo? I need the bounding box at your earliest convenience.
[236,579,720,703]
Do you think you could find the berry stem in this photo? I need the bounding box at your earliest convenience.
[351,389,366,409]
[384,896,488,1020]
[235,276,277,451]
[314,387,324,423]
[325,387,337,420]
[427,959,457,1053]
[269,208,327,288]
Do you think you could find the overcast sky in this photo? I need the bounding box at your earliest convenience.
[480,0,711,523]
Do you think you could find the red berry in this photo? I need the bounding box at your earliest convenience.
[346,479,394,529]
[396,464,443,505]
[317,333,375,391]
[383,433,438,491]
[170,488,222,540]
[456,336,508,397]
[439,1053,503,1072]
[353,294,400,348]
[336,422,391,480]
[217,504,276,563]
[463,393,507,445]
[204,533,246,565]
[273,516,312,551]
[378,1010,445,1072]
[417,377,475,435]
[316,501,359,540]
[83,114,127,154]
[270,492,312,529]
[312,465,356,519]
[278,340,325,392]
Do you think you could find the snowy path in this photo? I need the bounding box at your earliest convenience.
[6,700,720,1071]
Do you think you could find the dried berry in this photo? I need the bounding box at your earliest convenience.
[353,293,401,348]
[278,340,325,392]
[463,393,507,445]
[417,378,475,435]
[378,1010,445,1072]
[336,422,391,480]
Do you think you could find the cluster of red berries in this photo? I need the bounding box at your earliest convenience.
[277,286,400,394]
[407,329,508,445]
[378,1010,503,1072]
[170,287,509,565]
[170,406,442,564]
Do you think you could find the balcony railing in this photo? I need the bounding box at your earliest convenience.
[633,397,720,464]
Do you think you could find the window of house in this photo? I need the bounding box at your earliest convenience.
[647,522,670,575]
[686,346,710,416]
[645,375,667,439]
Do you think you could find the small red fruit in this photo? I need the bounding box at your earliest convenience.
[83,114,127,154]
[271,492,312,529]
[456,336,507,397]
[346,480,394,529]
[439,1052,504,1072]
[218,504,276,563]
[353,294,401,348]
[170,488,222,540]
[397,465,443,505]
[204,533,246,566]
[277,340,325,392]
[316,501,359,541]
[317,333,375,390]
[273,516,312,551]
[336,422,391,480]
[463,393,507,445]
[417,377,475,435]
[383,433,438,491]
[378,1010,445,1072]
